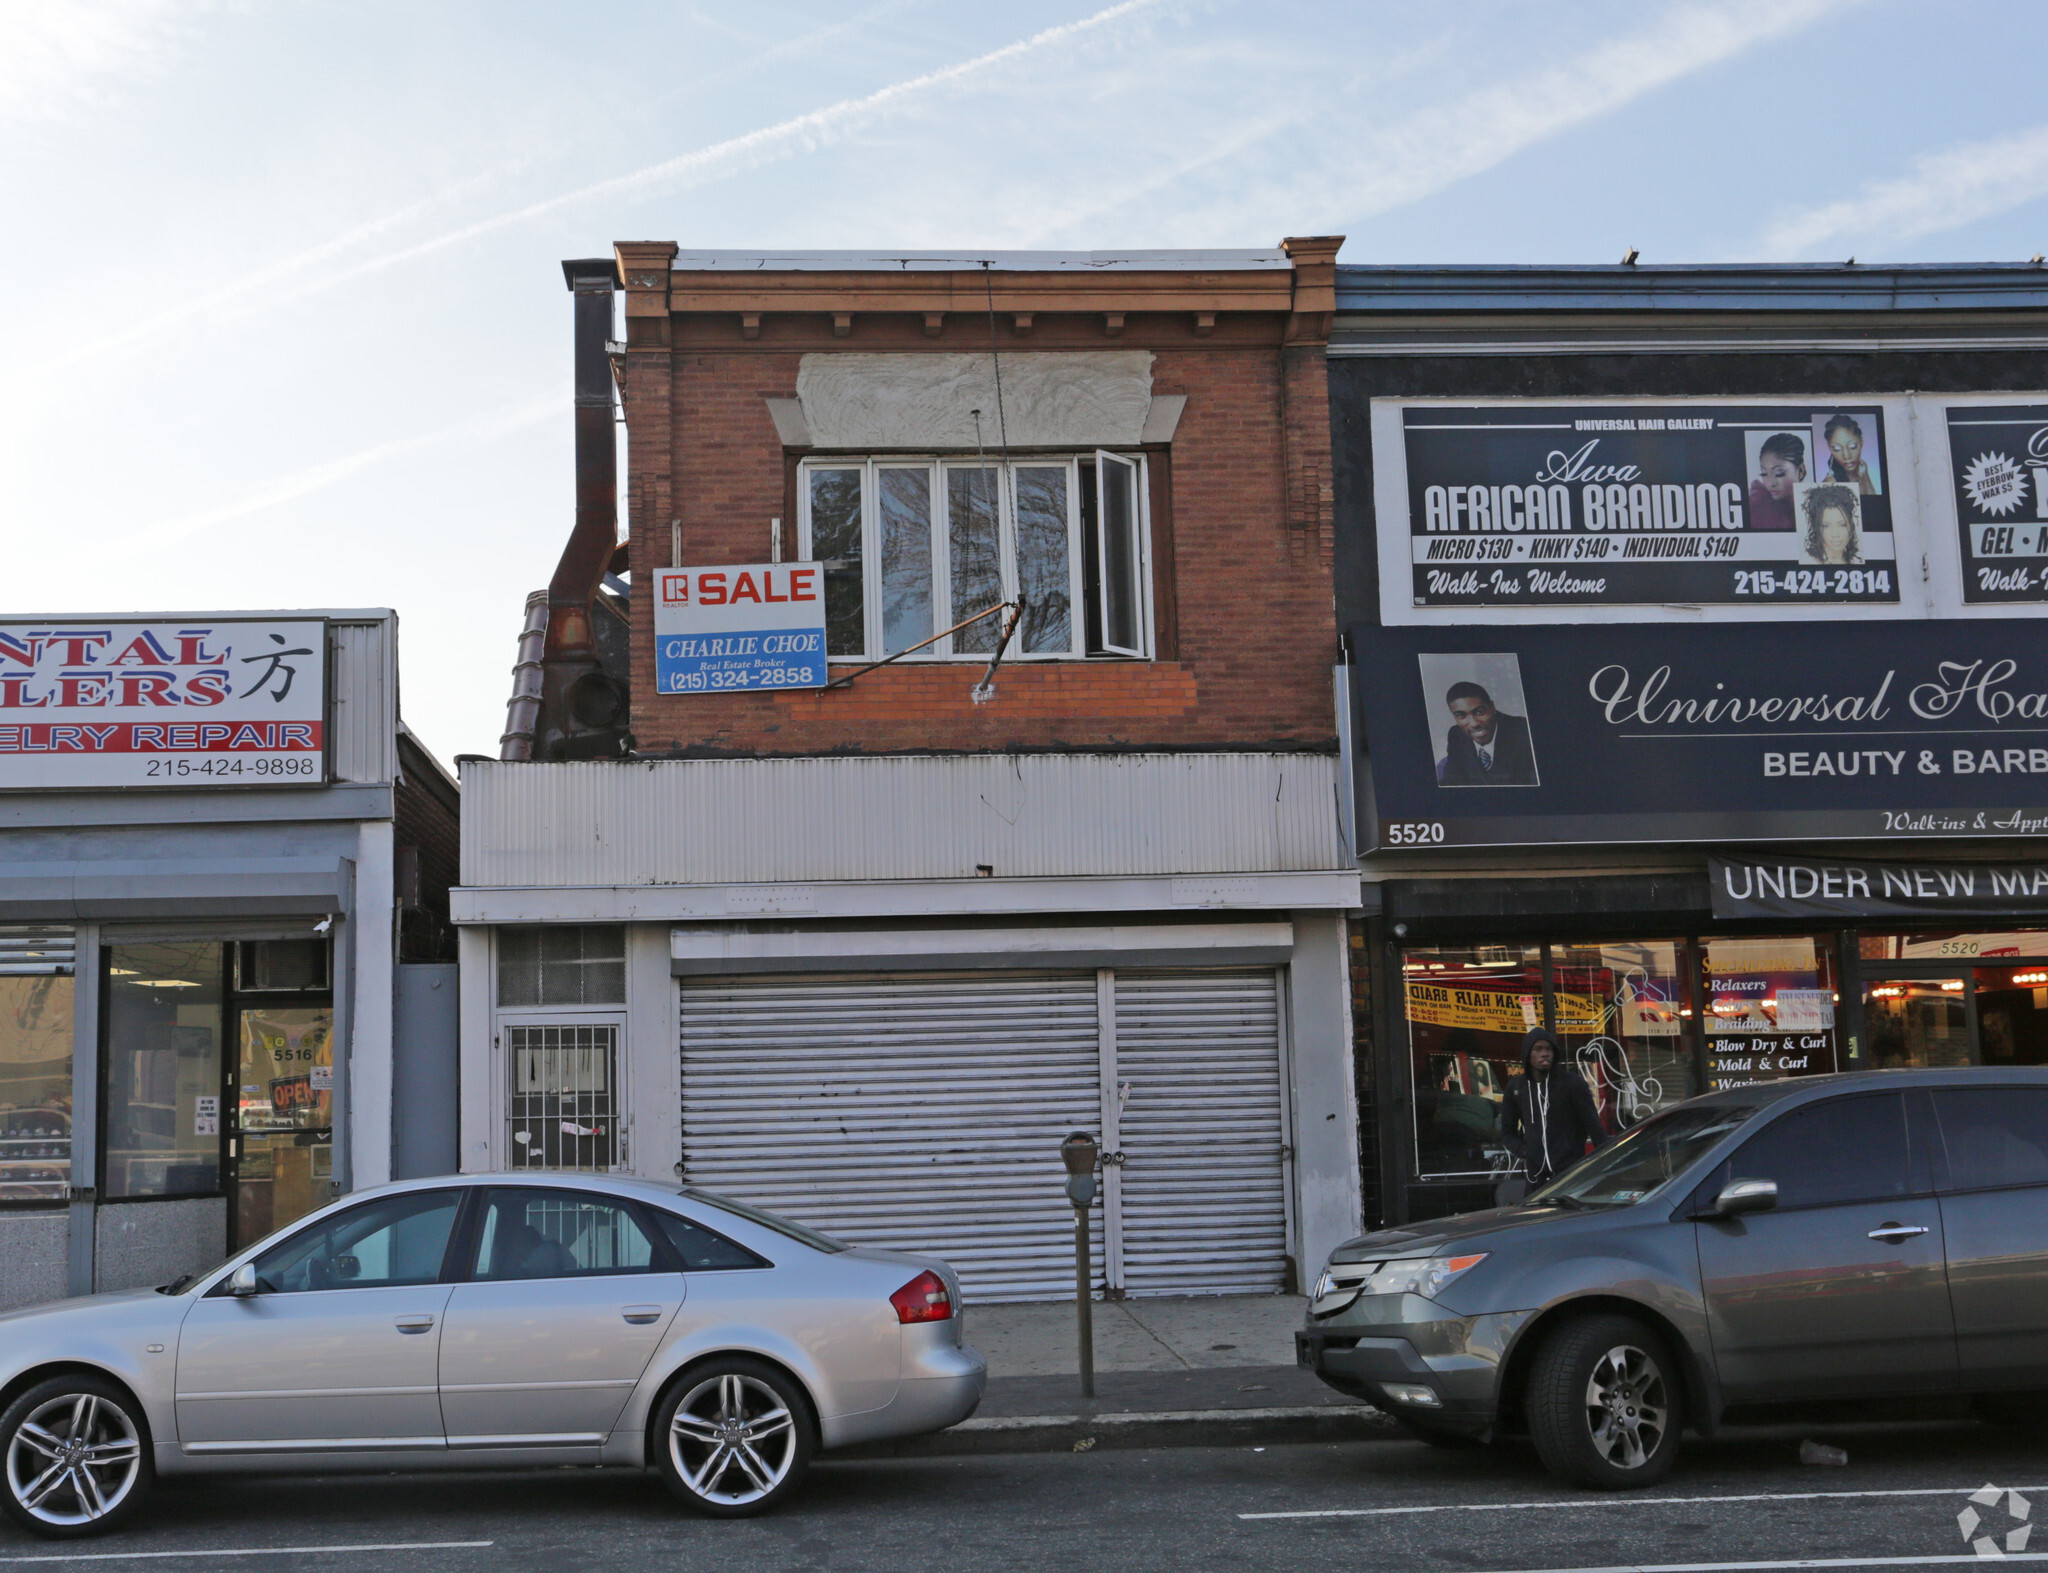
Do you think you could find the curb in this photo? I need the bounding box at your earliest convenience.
[838,1403,1404,1458]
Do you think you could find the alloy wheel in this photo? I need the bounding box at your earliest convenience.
[667,1372,799,1506]
[1582,1343,1668,1470]
[5,1392,144,1529]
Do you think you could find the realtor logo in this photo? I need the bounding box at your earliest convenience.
[1959,1484,2032,1558]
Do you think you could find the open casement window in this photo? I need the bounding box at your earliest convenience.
[1088,451,1144,657]
[800,455,1146,661]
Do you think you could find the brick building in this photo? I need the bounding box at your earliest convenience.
[457,242,1367,1301]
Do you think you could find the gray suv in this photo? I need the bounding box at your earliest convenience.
[1298,1068,2048,1488]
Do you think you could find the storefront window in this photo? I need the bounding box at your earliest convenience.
[104,942,223,1199]
[1972,965,2048,1067]
[1403,945,1541,1179]
[1862,931,2048,962]
[1863,977,1970,1069]
[1702,934,1840,1088]
[0,974,73,1204]
[1551,939,1697,1129]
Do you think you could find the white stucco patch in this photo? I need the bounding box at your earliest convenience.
[796,351,1154,449]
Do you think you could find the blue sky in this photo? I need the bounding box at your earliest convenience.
[6,0,2048,759]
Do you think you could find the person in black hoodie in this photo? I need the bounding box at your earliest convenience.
[1498,1027,1611,1200]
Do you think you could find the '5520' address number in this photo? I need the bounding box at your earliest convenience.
[1382,821,1446,845]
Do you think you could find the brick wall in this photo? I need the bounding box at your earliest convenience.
[620,317,1339,758]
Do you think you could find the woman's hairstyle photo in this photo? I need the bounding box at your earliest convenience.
[1760,431,1806,468]
[1823,414,1863,444]
[1802,482,1861,560]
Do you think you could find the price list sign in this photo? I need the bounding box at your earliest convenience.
[1394,403,1900,608]
[1948,404,2048,602]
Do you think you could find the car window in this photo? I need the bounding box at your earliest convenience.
[1725,1093,1910,1209]
[1933,1088,2048,1192]
[247,1190,459,1293]
[681,1188,847,1253]
[471,1188,656,1281]
[652,1209,770,1271]
[1536,1102,1761,1207]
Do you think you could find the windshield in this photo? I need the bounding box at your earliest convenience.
[1533,1102,1762,1208]
[682,1188,848,1253]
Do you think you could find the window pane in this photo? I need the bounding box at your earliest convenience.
[0,975,73,1205]
[879,467,933,654]
[1542,1101,1763,1208]
[236,939,329,992]
[651,1209,767,1270]
[1551,939,1697,1131]
[1864,977,1971,1068]
[1861,931,2048,962]
[1702,934,1840,1089]
[249,1189,458,1293]
[1079,461,1103,652]
[498,926,624,1008]
[1014,466,1072,653]
[948,467,1005,656]
[473,1188,654,1280]
[1973,965,2048,1066]
[235,1006,335,1244]
[1099,453,1141,653]
[809,467,865,658]
[105,942,222,1199]
[1403,944,1544,1179]
[1726,1093,1910,1209]
[1934,1088,2048,1191]
[508,1024,618,1172]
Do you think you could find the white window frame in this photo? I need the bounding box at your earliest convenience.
[798,453,1153,662]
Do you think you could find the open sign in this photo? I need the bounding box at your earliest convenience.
[269,1075,315,1113]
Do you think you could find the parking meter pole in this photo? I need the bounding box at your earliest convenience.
[1059,1131,1101,1403]
[1075,1202,1094,1399]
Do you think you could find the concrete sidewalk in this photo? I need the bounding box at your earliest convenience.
[851,1293,1398,1456]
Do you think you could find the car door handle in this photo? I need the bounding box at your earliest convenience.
[622,1305,664,1324]
[1869,1224,1930,1243]
[394,1314,436,1333]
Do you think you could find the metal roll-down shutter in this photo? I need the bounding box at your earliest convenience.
[1111,970,1289,1296]
[680,972,1104,1301]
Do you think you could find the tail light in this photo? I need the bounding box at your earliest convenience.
[891,1269,953,1324]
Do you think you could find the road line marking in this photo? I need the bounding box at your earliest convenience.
[1241,1484,2048,1520]
[0,1541,493,1565]
[1355,1558,2048,1573]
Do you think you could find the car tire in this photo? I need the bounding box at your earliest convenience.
[653,1358,814,1518]
[0,1374,154,1539]
[1526,1314,1683,1489]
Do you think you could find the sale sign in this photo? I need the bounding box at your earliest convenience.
[653,563,827,693]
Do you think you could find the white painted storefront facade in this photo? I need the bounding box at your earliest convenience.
[454,753,1364,1302]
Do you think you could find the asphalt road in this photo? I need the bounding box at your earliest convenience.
[5,1422,2047,1571]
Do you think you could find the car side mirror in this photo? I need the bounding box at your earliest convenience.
[1713,1178,1778,1217]
[226,1263,259,1297]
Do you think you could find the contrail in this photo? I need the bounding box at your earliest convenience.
[29,163,522,377]
[252,0,1163,309]
[21,2,924,379]
[1756,121,2048,258]
[111,391,563,554]
[1123,0,1853,244]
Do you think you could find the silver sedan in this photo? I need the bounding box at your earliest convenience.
[0,1173,985,1538]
